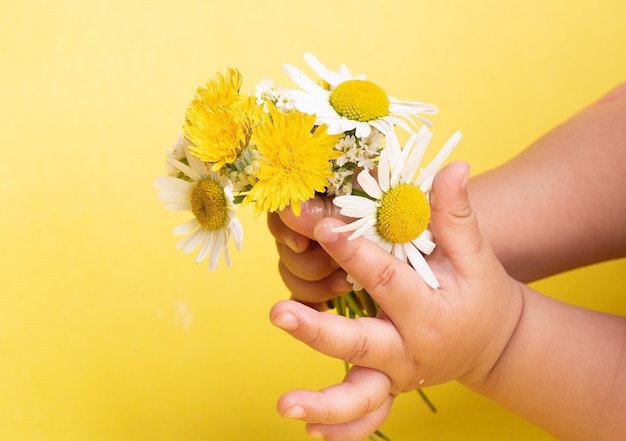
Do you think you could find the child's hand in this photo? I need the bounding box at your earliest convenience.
[269,161,525,440]
[267,195,352,309]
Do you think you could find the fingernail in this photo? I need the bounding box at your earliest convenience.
[285,236,300,253]
[313,221,338,244]
[330,272,352,294]
[307,429,325,439]
[271,311,298,331]
[283,405,306,419]
[460,163,470,192]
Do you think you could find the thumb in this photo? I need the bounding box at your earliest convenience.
[429,161,489,274]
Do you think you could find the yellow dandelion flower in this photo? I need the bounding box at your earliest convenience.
[195,68,246,108]
[184,103,253,169]
[183,69,263,170]
[244,105,341,216]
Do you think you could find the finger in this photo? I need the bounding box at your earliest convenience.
[429,161,498,277]
[278,261,352,304]
[278,194,347,240]
[313,218,428,320]
[276,241,342,282]
[306,395,394,441]
[267,211,310,253]
[277,366,392,424]
[269,300,402,369]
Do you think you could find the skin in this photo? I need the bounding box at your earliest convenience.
[266,83,626,440]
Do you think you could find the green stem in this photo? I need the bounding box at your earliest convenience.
[334,296,346,317]
[343,291,366,317]
[417,388,437,413]
[354,289,378,317]
[372,430,392,440]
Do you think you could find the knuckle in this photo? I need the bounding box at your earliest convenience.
[343,325,370,365]
[357,393,376,416]
[366,259,399,294]
[338,241,399,293]
[302,318,327,349]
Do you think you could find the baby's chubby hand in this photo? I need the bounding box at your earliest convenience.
[269,161,524,440]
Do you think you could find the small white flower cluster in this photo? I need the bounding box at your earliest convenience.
[253,78,295,113]
[327,129,384,195]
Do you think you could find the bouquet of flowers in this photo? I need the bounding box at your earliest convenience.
[154,52,462,439]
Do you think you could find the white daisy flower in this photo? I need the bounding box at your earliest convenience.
[154,147,243,271]
[332,127,462,289]
[282,52,438,138]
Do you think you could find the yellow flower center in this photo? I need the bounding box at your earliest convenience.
[191,179,228,230]
[377,184,430,243]
[329,80,390,122]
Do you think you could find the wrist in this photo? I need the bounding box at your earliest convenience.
[457,279,526,393]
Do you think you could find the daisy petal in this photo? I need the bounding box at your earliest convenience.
[164,202,192,211]
[289,91,333,115]
[403,128,433,183]
[332,216,375,237]
[185,229,207,254]
[222,242,232,268]
[369,119,393,137]
[228,217,244,251]
[322,118,349,135]
[333,196,377,218]
[419,175,435,194]
[186,147,209,178]
[361,229,393,253]
[154,176,193,192]
[411,231,436,255]
[282,64,327,96]
[157,191,190,204]
[210,230,228,271]
[303,52,348,87]
[353,122,371,138]
[356,171,383,200]
[381,114,418,134]
[405,244,439,289]
[195,229,213,263]
[415,131,462,188]
[346,273,363,292]
[173,218,200,236]
[176,229,202,253]
[392,243,407,261]
[167,157,203,182]
[377,147,391,192]
[388,101,438,114]
[347,217,377,240]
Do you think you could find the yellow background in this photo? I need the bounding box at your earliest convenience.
[1,1,625,440]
